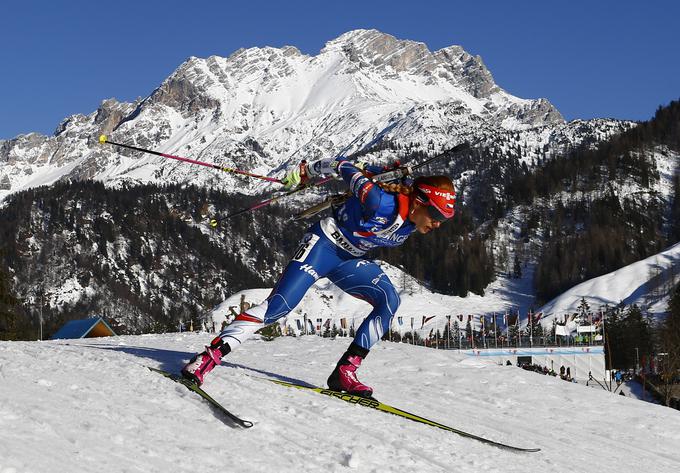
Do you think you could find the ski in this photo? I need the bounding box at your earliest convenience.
[263,377,540,453]
[148,367,253,428]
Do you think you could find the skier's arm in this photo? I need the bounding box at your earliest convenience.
[307,157,384,210]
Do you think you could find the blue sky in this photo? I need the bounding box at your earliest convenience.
[1,0,678,139]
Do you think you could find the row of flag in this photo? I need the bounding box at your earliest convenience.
[288,311,605,333]
[289,312,555,332]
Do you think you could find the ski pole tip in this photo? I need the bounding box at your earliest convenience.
[99,134,108,144]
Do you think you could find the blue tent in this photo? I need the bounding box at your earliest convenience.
[51,317,117,340]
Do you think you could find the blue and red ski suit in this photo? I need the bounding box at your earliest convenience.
[218,157,417,351]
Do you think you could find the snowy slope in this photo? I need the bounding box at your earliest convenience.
[538,241,680,319]
[1,334,678,473]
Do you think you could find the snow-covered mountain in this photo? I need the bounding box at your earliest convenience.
[538,241,680,319]
[0,29,631,202]
[1,334,678,473]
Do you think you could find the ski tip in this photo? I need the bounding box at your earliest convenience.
[209,218,218,228]
[98,134,108,144]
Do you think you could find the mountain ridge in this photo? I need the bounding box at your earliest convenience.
[1,29,624,203]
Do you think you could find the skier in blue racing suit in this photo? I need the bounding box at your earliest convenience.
[183,155,456,397]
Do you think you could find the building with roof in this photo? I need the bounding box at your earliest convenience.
[50,317,117,340]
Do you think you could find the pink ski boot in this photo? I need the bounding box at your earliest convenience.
[327,344,373,398]
[181,337,230,386]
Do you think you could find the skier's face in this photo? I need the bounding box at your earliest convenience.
[409,202,442,234]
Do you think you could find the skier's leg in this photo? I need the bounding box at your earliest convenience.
[325,260,400,396]
[329,259,400,349]
[182,231,342,384]
[217,232,344,349]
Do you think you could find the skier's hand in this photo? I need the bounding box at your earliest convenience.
[282,160,310,190]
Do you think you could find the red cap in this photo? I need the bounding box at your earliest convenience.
[415,183,455,221]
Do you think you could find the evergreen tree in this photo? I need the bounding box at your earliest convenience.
[465,319,473,347]
[513,254,522,279]
[452,321,461,348]
[604,304,653,370]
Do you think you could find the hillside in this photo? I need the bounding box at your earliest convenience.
[539,241,680,319]
[0,334,678,472]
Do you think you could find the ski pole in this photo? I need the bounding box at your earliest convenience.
[208,177,334,228]
[98,135,283,184]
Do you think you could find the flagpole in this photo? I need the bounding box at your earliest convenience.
[446,315,451,350]
[505,311,509,348]
[494,312,498,349]
[471,316,475,350]
[482,315,486,349]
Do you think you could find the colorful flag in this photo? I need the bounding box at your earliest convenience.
[421,315,436,328]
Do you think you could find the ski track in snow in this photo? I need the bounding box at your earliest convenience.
[1,334,679,473]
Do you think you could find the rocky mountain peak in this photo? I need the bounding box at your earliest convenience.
[322,30,502,101]
[324,29,431,71]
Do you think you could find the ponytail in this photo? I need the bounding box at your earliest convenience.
[374,181,415,195]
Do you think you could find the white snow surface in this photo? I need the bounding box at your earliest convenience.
[1,333,679,473]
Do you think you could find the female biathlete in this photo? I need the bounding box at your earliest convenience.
[182,154,456,398]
